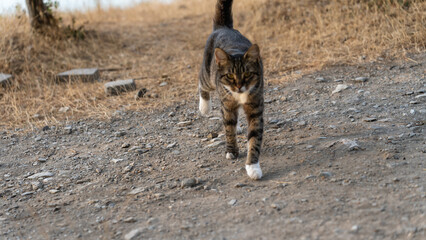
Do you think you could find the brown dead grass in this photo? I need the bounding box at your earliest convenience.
[0,0,424,129]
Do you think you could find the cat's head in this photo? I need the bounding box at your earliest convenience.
[215,44,262,93]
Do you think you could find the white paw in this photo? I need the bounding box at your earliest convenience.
[245,163,262,180]
[226,152,236,159]
[199,96,211,116]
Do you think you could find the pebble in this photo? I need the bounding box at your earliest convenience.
[38,157,47,163]
[121,143,130,148]
[350,225,360,233]
[206,141,225,148]
[124,228,143,240]
[114,131,126,137]
[318,172,333,179]
[340,139,361,150]
[271,202,286,210]
[332,84,349,94]
[31,181,43,190]
[49,189,59,194]
[415,93,426,99]
[28,171,54,179]
[363,117,377,122]
[315,77,326,82]
[122,165,133,173]
[228,199,237,206]
[167,142,177,149]
[128,187,145,195]
[353,77,369,82]
[159,82,168,87]
[123,217,137,223]
[111,158,125,163]
[177,121,192,127]
[181,178,197,188]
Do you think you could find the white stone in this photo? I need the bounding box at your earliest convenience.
[27,171,54,179]
[332,84,349,94]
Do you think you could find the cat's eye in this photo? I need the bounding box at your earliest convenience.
[243,72,252,78]
[226,73,235,79]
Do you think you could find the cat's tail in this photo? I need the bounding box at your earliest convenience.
[213,0,233,30]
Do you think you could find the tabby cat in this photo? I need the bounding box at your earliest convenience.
[198,0,264,180]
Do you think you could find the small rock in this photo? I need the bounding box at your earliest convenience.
[49,189,59,194]
[124,228,143,240]
[21,192,34,196]
[297,121,307,126]
[415,93,426,99]
[38,157,48,163]
[154,193,165,198]
[234,183,247,188]
[111,158,124,163]
[42,126,50,131]
[121,143,130,148]
[177,121,192,127]
[340,139,361,150]
[105,79,136,96]
[271,202,286,210]
[134,88,147,100]
[123,217,137,223]
[167,142,177,149]
[305,175,316,180]
[28,172,54,179]
[114,131,126,137]
[228,199,237,206]
[122,165,133,173]
[350,225,360,233]
[318,172,333,179]
[363,117,377,122]
[206,141,225,148]
[56,68,100,82]
[353,77,368,83]
[332,84,349,94]
[159,82,168,87]
[181,178,197,188]
[31,181,43,191]
[128,187,145,195]
[315,77,326,82]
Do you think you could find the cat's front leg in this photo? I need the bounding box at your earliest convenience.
[221,104,239,160]
[243,102,264,180]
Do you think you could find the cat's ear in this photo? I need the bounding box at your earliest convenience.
[244,44,260,62]
[215,48,229,66]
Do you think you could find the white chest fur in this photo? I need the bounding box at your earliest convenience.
[231,91,249,105]
[225,86,250,105]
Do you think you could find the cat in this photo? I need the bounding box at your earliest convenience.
[198,0,264,180]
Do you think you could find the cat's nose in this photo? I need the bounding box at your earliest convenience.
[237,84,242,89]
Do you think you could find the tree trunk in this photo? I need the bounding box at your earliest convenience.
[25,0,56,31]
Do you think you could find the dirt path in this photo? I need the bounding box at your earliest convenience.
[0,54,425,240]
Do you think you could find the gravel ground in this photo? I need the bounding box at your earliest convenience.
[0,53,425,240]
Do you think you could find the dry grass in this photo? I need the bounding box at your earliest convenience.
[0,0,424,129]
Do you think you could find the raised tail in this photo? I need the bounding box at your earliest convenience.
[213,0,233,30]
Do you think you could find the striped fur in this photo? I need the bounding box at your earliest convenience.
[198,0,264,180]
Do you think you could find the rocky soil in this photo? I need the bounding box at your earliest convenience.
[0,53,425,240]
